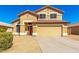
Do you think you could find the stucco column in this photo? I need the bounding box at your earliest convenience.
[62,25,68,36]
[32,25,37,36]
[20,25,26,35]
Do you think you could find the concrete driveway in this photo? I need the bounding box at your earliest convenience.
[36,36,79,53]
[68,35,79,41]
[2,35,79,53]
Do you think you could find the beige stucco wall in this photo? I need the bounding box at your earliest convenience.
[19,13,37,33]
[35,24,68,36]
[33,24,37,33]
[32,24,38,35]
[37,24,62,27]
[36,8,63,20]
[12,21,19,33]
[62,25,68,36]
[12,7,68,36]
[20,25,25,32]
[20,13,37,25]
[25,23,28,31]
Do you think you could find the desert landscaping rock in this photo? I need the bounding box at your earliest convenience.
[2,35,42,53]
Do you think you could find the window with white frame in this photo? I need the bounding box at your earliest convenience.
[39,14,46,19]
[50,14,57,19]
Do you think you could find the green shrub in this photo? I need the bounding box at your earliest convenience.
[0,27,7,32]
[0,32,13,49]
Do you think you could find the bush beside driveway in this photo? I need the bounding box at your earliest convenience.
[0,32,13,52]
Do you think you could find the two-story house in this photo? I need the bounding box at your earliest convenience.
[12,6,69,36]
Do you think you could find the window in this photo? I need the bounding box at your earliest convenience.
[16,25,20,33]
[39,14,46,19]
[50,14,57,19]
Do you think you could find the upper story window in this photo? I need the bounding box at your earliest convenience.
[50,14,57,19]
[39,14,46,19]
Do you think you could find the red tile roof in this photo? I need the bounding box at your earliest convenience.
[0,22,13,27]
[12,18,19,23]
[32,20,69,24]
[35,5,64,14]
[18,10,38,16]
[69,23,79,27]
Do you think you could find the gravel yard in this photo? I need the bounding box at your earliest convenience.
[2,35,41,53]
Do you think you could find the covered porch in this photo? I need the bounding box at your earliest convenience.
[19,22,37,36]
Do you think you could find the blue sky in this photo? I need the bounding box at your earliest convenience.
[0,5,79,24]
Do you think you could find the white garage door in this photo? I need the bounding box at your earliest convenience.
[37,27,61,37]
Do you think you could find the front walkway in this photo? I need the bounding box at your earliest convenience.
[36,36,79,53]
[2,35,41,53]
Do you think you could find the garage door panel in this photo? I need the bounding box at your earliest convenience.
[37,27,61,36]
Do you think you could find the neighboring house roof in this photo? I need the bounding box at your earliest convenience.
[18,10,38,16]
[12,18,19,23]
[32,20,69,24]
[0,22,13,27]
[35,5,64,14]
[69,23,79,28]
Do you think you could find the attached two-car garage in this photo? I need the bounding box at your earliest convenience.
[37,25,62,36]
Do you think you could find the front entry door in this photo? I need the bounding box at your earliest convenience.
[28,26,33,35]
